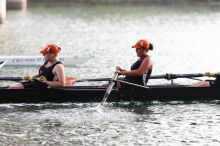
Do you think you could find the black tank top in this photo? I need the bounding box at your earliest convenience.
[125,56,152,85]
[39,61,62,81]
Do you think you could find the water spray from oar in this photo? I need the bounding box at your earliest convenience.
[0,61,6,69]
[97,73,118,110]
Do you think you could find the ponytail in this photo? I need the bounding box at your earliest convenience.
[148,43,153,51]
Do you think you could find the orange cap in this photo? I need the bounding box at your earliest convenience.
[132,39,150,50]
[40,44,61,55]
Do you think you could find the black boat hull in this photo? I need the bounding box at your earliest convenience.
[0,85,220,103]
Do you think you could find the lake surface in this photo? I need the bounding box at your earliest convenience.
[0,3,220,145]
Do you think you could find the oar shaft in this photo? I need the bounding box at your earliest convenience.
[150,73,204,80]
[172,73,203,78]
[117,79,150,89]
[77,78,111,82]
[76,73,205,82]
[0,73,205,82]
[77,77,124,82]
[0,77,23,81]
[0,76,44,82]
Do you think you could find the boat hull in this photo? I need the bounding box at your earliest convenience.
[0,85,219,103]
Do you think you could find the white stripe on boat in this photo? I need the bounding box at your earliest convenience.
[0,56,89,66]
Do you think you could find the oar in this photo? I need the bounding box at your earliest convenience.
[150,73,204,80]
[0,77,24,81]
[77,77,124,82]
[100,73,118,106]
[0,76,76,86]
[186,77,204,81]
[0,76,45,82]
[0,73,212,83]
[76,73,206,82]
[117,79,150,89]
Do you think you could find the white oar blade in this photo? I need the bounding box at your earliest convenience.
[0,56,90,67]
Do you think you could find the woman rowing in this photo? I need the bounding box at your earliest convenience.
[102,39,153,88]
[9,44,66,89]
[192,72,220,87]
[116,39,153,87]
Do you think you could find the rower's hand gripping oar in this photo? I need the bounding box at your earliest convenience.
[100,73,118,106]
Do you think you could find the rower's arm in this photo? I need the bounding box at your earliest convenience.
[46,64,66,87]
[124,57,152,76]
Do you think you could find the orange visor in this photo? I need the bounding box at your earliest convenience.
[132,39,150,50]
[40,44,61,55]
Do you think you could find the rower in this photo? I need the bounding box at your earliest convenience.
[192,72,220,87]
[116,39,153,87]
[9,44,66,89]
[101,39,153,88]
